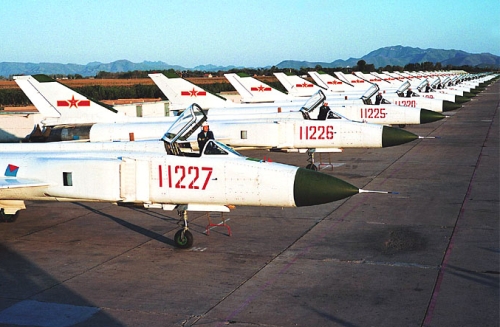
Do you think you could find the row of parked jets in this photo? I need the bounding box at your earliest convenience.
[1,69,497,248]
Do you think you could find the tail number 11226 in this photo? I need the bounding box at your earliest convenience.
[299,125,334,140]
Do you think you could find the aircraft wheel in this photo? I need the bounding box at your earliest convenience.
[305,163,318,171]
[0,209,19,223]
[174,229,194,249]
[398,124,406,128]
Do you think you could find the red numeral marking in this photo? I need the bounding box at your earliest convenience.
[326,125,334,139]
[159,165,213,190]
[309,126,317,139]
[395,100,416,107]
[168,165,172,188]
[188,166,199,189]
[299,126,334,140]
[175,165,186,189]
[360,108,386,119]
[201,167,213,190]
[317,126,325,139]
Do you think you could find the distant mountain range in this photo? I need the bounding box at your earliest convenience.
[1,46,498,78]
[277,46,500,70]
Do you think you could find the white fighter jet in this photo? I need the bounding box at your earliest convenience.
[351,72,461,112]
[0,106,389,248]
[12,75,422,170]
[212,84,443,129]
[150,73,444,127]
[388,71,473,100]
[306,71,456,112]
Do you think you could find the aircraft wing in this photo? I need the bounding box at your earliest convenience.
[0,177,49,189]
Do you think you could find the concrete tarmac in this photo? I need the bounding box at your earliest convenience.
[0,81,498,326]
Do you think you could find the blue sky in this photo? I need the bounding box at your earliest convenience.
[2,0,499,68]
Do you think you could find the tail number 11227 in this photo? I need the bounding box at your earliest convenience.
[158,165,213,190]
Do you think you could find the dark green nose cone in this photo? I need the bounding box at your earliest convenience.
[381,126,418,147]
[455,95,470,104]
[293,168,359,207]
[420,109,445,124]
[443,100,461,111]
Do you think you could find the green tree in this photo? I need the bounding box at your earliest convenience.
[357,60,366,72]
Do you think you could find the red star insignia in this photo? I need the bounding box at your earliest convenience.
[68,95,79,108]
[188,88,198,97]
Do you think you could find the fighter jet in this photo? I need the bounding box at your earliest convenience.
[305,71,456,112]
[222,74,445,126]
[390,71,474,100]
[150,73,444,127]
[350,72,461,112]
[12,75,422,170]
[277,72,445,112]
[0,106,388,249]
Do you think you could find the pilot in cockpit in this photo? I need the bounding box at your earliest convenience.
[317,102,331,120]
[197,122,214,154]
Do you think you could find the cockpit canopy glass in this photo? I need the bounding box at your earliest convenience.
[162,103,243,158]
[299,90,326,113]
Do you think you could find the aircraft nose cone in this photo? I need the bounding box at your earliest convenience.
[455,95,470,104]
[381,126,418,148]
[420,109,445,124]
[293,168,359,207]
[442,100,462,111]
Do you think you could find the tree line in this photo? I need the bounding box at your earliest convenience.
[0,62,494,107]
[92,61,492,79]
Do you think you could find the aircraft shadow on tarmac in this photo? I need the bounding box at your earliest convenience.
[72,202,229,247]
[0,244,122,326]
[445,263,500,289]
[74,202,179,247]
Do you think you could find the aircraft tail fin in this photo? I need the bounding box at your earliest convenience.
[273,72,319,97]
[308,71,353,93]
[224,73,290,103]
[149,73,231,109]
[14,75,61,118]
[334,72,370,90]
[14,75,122,126]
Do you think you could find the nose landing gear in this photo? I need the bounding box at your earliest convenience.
[174,210,194,249]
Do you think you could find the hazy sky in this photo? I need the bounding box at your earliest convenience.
[2,0,499,67]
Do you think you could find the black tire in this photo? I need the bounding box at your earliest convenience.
[174,229,194,249]
[305,163,318,171]
[0,209,19,223]
[398,124,406,128]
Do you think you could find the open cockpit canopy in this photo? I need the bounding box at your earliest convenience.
[161,103,242,158]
